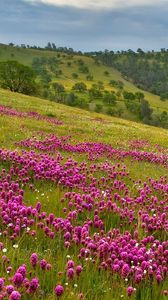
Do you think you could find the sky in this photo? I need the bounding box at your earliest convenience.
[0,0,168,51]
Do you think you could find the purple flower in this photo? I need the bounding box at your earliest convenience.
[127,286,134,297]
[0,278,4,291]
[9,291,21,300]
[13,273,24,287]
[6,285,14,295]
[67,268,75,280]
[76,265,83,276]
[30,253,38,268]
[55,285,64,297]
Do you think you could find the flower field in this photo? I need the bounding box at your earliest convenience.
[0,89,167,299]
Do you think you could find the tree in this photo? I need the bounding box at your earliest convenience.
[52,82,65,94]
[65,92,77,106]
[140,99,153,121]
[135,92,144,101]
[0,61,37,95]
[103,91,117,105]
[72,82,87,92]
[72,73,78,79]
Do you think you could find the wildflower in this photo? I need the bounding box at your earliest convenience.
[54,285,64,297]
[0,278,4,291]
[67,268,74,280]
[127,286,134,297]
[13,272,24,287]
[9,291,21,300]
[30,253,38,268]
[6,285,14,295]
[76,265,83,276]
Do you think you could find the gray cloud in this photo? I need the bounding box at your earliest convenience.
[0,0,168,51]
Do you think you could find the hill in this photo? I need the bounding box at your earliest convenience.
[0,44,168,128]
[0,88,167,299]
[97,49,168,100]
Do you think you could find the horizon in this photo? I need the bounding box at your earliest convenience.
[1,0,168,51]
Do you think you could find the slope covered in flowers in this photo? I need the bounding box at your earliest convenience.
[0,89,167,300]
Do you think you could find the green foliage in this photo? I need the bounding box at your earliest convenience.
[109,79,124,90]
[95,103,102,112]
[0,60,37,95]
[98,50,168,98]
[103,91,117,105]
[65,92,77,106]
[86,74,93,81]
[123,91,136,100]
[89,84,103,99]
[78,65,89,74]
[72,73,78,79]
[104,70,109,76]
[52,82,65,94]
[72,82,87,92]
[140,99,153,121]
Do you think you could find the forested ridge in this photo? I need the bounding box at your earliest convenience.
[95,49,168,100]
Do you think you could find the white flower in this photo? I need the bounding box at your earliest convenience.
[2,248,7,253]
[144,270,147,274]
[65,283,68,286]
[125,278,128,282]
[74,284,78,288]
[13,244,19,249]
[66,255,71,258]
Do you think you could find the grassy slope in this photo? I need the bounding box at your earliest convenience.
[0,87,167,179]
[0,44,168,115]
[0,89,167,299]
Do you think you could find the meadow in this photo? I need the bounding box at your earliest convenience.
[0,88,167,299]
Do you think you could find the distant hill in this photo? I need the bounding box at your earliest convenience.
[96,49,168,100]
[0,44,168,128]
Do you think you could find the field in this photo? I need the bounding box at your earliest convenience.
[0,44,168,120]
[0,88,167,300]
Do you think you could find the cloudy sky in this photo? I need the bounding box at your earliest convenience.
[0,0,168,51]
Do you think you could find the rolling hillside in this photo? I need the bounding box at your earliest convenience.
[0,88,167,299]
[0,44,168,126]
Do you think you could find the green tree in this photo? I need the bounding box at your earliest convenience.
[72,73,78,79]
[65,92,77,106]
[0,61,37,95]
[72,82,87,92]
[140,99,153,121]
[52,82,65,94]
[103,91,117,105]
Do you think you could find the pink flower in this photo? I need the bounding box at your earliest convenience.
[55,285,64,297]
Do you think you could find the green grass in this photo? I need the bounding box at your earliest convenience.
[0,88,167,299]
[0,44,168,115]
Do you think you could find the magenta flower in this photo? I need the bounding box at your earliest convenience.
[55,285,64,297]
[9,291,21,300]
[67,268,75,280]
[127,286,134,297]
[76,265,83,276]
[13,273,24,287]
[0,278,4,291]
[30,253,38,268]
[6,285,14,295]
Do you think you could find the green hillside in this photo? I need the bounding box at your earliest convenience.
[0,88,167,299]
[0,44,168,128]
